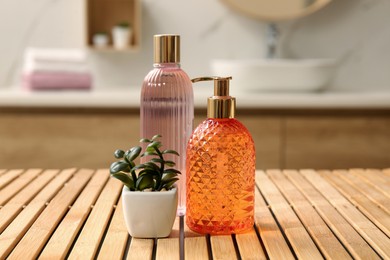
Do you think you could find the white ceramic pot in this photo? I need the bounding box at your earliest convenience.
[92,33,109,48]
[112,26,132,49]
[122,186,178,238]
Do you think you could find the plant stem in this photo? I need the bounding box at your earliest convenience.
[155,147,164,190]
[130,170,137,186]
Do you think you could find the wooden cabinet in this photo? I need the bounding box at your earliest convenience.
[284,116,390,169]
[237,115,282,169]
[86,0,141,51]
[0,110,140,169]
[0,108,389,169]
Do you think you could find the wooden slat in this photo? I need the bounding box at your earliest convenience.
[184,217,209,259]
[236,229,267,260]
[210,235,236,260]
[256,170,323,259]
[0,169,56,233]
[68,175,123,259]
[7,169,94,260]
[185,236,208,260]
[338,169,390,214]
[0,169,41,206]
[156,238,180,260]
[0,169,23,190]
[127,238,154,260]
[97,197,129,260]
[322,170,390,237]
[287,170,380,259]
[0,168,75,259]
[157,217,182,259]
[268,170,351,259]
[351,169,390,198]
[254,180,294,260]
[303,170,390,259]
[40,169,108,259]
[169,217,181,238]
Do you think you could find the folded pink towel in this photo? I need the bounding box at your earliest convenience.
[23,72,92,90]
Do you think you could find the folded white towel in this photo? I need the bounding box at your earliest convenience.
[23,47,90,74]
[24,47,87,63]
[23,60,90,74]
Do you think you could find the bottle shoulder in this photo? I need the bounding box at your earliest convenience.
[142,67,192,88]
[188,118,255,159]
[144,66,190,80]
[192,118,253,140]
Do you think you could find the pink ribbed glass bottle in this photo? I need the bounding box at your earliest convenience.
[140,34,194,215]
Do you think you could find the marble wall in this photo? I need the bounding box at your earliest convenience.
[0,0,389,92]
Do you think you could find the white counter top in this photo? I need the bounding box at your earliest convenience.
[1,88,390,109]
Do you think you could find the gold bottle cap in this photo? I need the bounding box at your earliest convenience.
[154,34,180,63]
[191,76,235,119]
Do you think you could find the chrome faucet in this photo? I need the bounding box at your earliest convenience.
[266,23,279,59]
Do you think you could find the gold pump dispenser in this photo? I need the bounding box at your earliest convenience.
[191,76,235,119]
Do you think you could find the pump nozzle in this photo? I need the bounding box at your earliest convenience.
[191,76,235,119]
[192,76,232,96]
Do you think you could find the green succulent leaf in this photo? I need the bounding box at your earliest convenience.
[136,174,155,190]
[163,179,179,190]
[145,146,156,153]
[162,149,180,156]
[110,161,130,174]
[131,164,147,172]
[151,134,162,141]
[141,151,158,157]
[150,158,164,164]
[114,149,125,159]
[111,172,134,189]
[143,162,160,171]
[131,162,158,173]
[125,146,142,162]
[161,173,178,183]
[163,168,182,175]
[140,138,151,143]
[147,141,162,149]
[138,169,159,177]
[164,160,176,167]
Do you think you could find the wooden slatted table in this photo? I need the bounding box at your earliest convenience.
[0,168,389,259]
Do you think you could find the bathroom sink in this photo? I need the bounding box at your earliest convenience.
[210,59,337,92]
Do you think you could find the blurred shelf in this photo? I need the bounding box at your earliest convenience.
[87,46,140,53]
[86,0,141,51]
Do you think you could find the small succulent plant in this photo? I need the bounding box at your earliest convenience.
[110,135,181,191]
[116,21,130,28]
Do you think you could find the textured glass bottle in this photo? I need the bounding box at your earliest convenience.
[140,35,194,216]
[186,77,255,234]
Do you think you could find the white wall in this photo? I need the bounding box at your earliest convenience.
[0,0,389,92]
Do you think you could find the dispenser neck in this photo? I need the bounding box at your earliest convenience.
[207,96,235,119]
[153,63,180,69]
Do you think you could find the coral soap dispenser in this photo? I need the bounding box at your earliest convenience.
[186,76,255,235]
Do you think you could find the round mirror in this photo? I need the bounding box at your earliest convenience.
[220,0,332,21]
